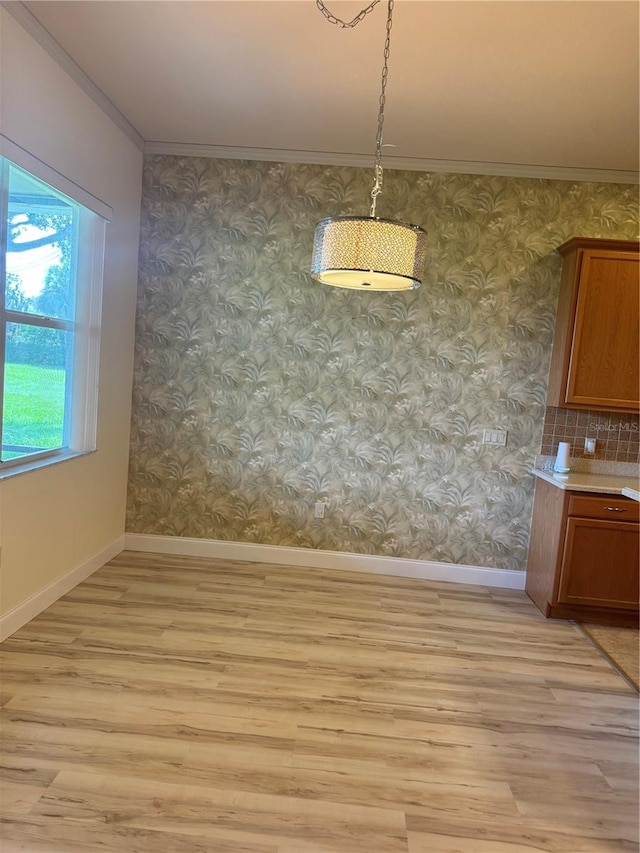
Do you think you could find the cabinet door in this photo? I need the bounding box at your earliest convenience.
[566,250,639,410]
[557,517,639,610]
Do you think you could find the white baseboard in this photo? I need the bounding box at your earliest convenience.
[124,533,525,591]
[0,535,125,642]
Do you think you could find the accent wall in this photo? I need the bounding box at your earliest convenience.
[127,155,638,572]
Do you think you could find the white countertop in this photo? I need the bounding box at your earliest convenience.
[531,468,640,496]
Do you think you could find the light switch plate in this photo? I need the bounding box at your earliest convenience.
[482,429,508,446]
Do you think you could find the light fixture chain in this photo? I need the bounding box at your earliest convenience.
[311,0,426,291]
[370,0,393,218]
[315,0,381,29]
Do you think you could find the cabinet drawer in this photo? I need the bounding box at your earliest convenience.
[568,494,639,521]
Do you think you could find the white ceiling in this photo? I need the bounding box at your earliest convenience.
[15,0,640,181]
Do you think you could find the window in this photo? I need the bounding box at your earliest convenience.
[0,155,107,475]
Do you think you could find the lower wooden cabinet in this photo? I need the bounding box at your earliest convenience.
[558,517,639,609]
[526,479,639,625]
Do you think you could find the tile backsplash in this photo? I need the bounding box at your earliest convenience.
[542,407,639,463]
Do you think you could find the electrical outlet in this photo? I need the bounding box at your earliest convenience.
[482,429,508,446]
[314,501,325,518]
[584,437,596,455]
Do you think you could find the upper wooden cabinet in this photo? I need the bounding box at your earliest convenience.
[546,237,639,412]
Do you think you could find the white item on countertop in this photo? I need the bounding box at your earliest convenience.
[554,441,571,473]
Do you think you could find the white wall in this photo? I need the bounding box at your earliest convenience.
[0,8,143,623]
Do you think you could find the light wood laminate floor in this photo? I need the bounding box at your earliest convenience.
[1,551,638,852]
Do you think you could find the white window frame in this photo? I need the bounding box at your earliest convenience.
[0,139,111,479]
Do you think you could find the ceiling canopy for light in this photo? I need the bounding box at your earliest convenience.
[310,0,427,292]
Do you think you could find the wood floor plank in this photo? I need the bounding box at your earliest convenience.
[0,780,47,816]
[406,829,619,853]
[29,769,408,852]
[1,551,637,852]
[405,812,636,852]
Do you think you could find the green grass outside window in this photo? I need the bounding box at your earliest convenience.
[2,363,66,460]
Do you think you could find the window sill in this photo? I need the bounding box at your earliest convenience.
[0,448,95,481]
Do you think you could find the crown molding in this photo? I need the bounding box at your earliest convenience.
[144,141,639,185]
[2,1,144,151]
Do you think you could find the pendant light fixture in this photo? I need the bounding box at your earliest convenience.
[311,0,427,291]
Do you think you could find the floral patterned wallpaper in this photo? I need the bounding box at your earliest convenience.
[126,155,639,571]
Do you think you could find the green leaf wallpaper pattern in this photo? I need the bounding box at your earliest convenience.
[126,155,639,571]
